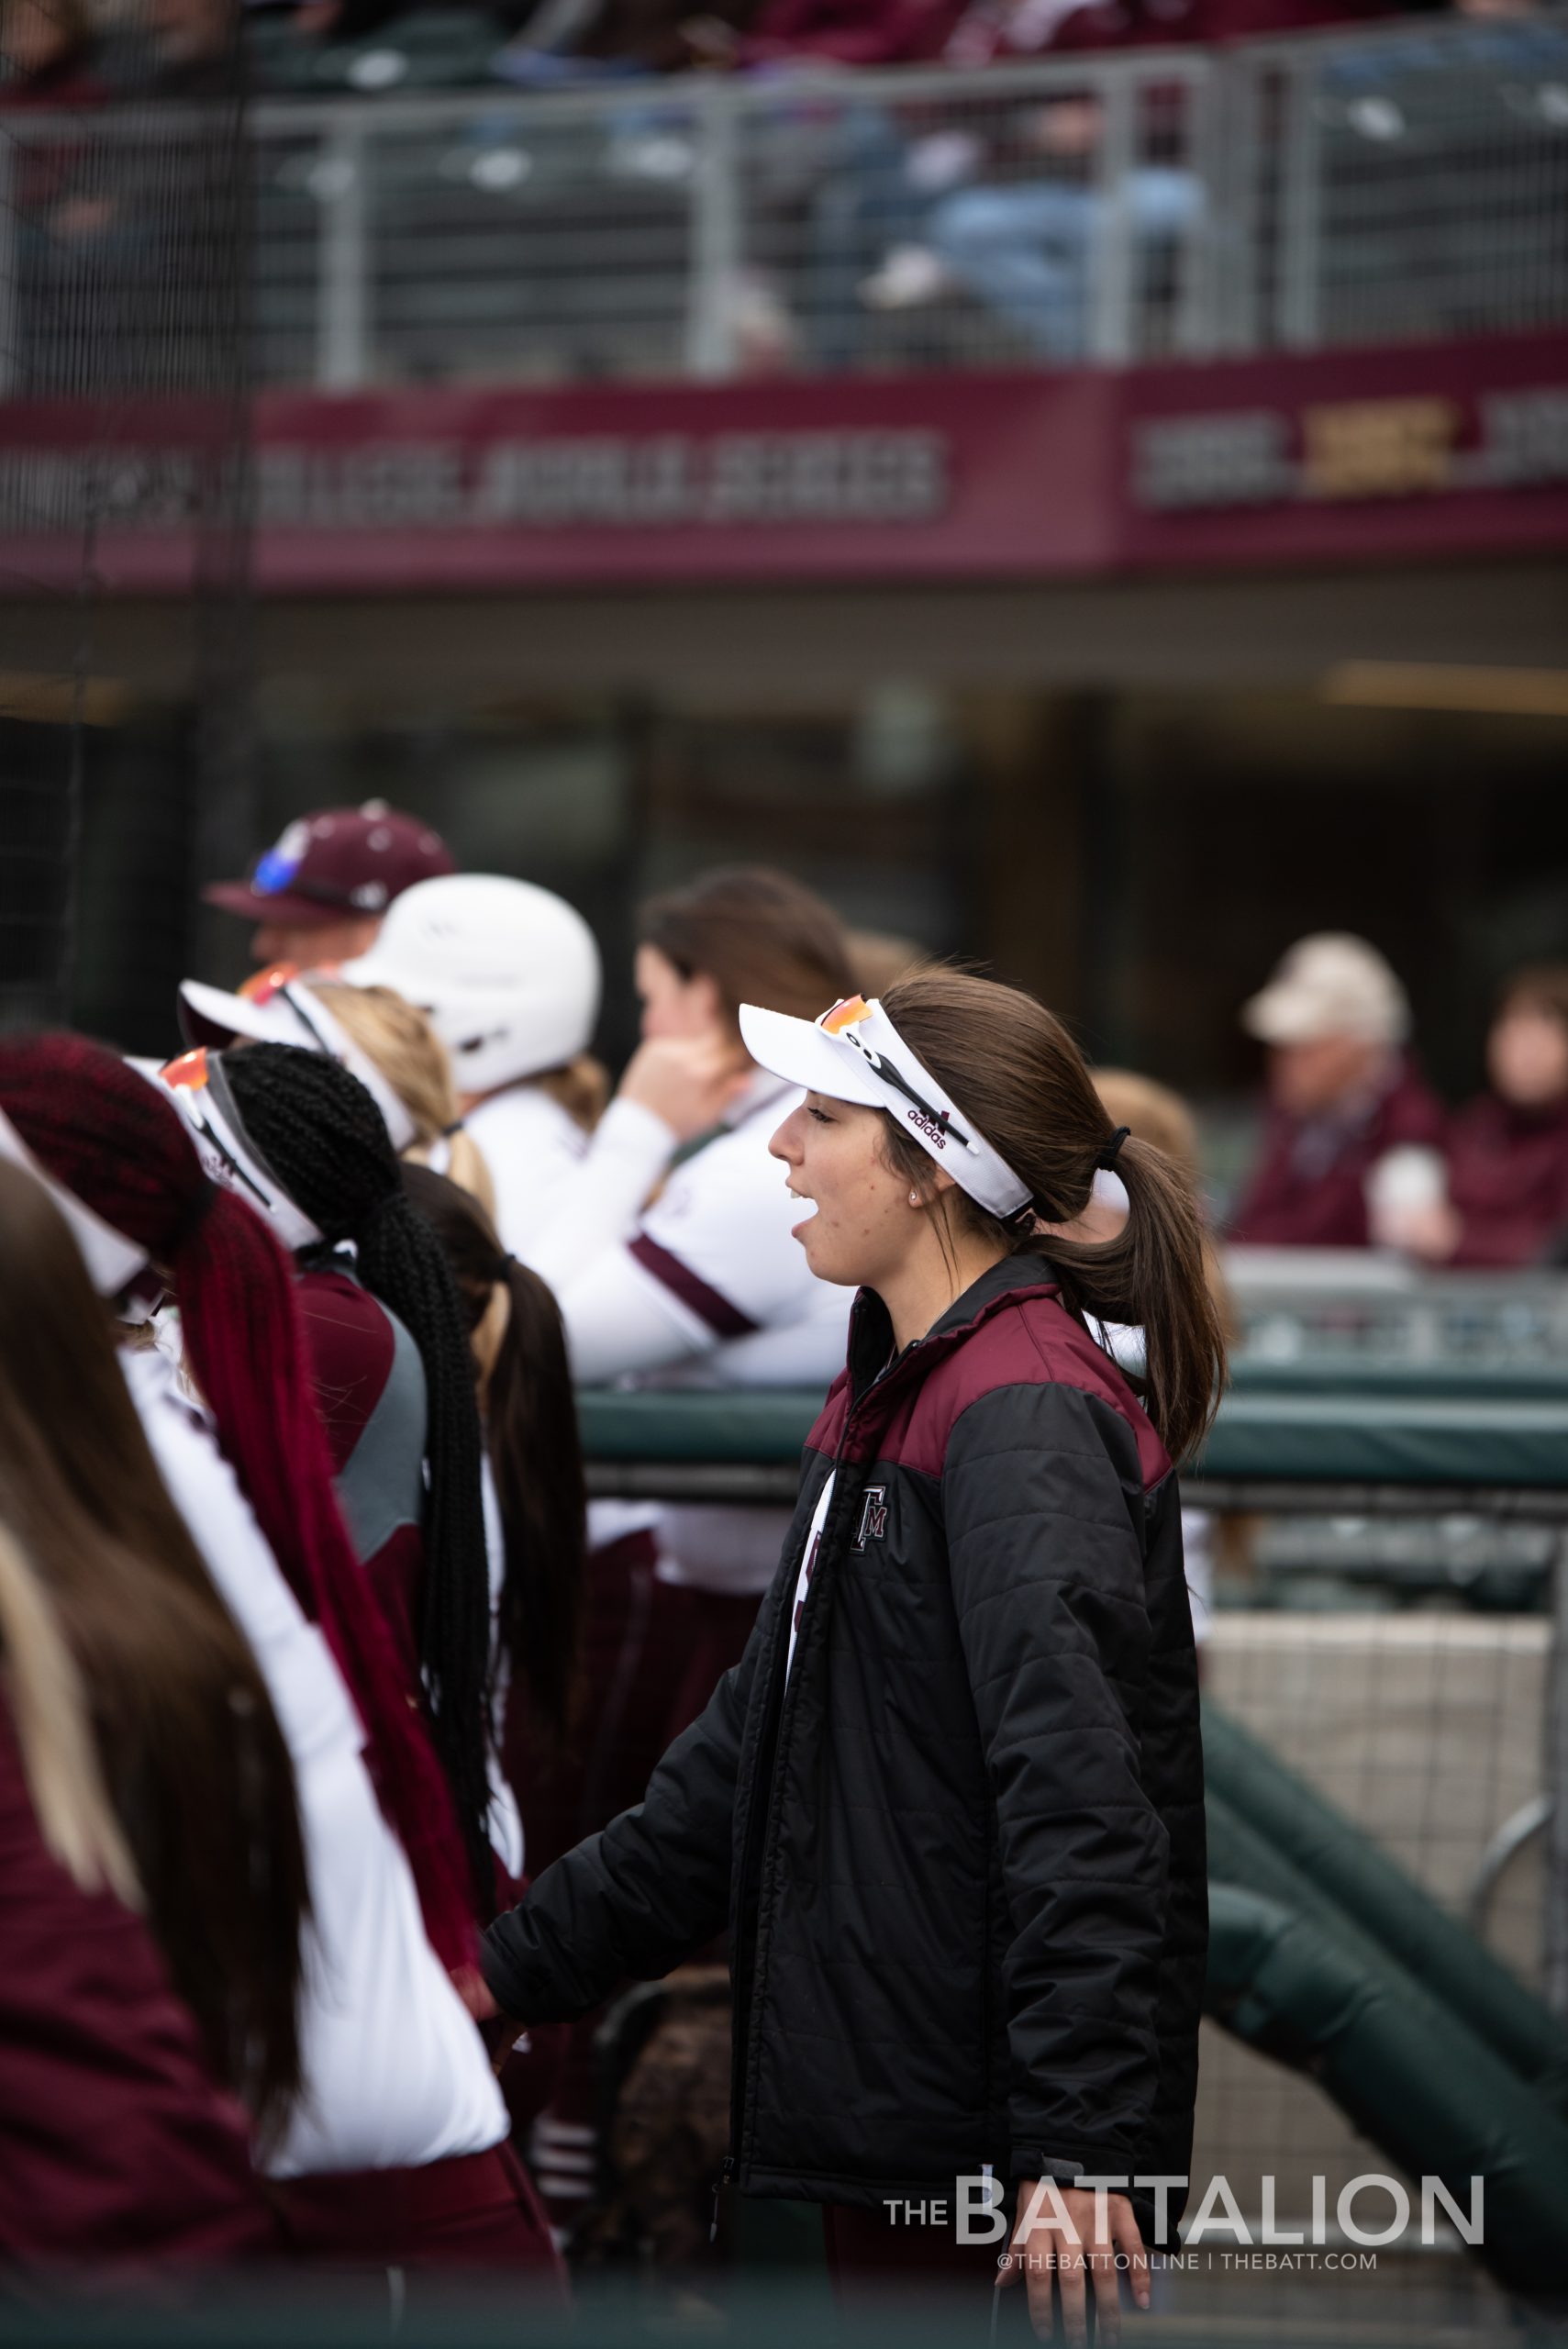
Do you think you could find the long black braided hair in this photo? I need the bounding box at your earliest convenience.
[402,1161,586,1753]
[220,1041,495,1916]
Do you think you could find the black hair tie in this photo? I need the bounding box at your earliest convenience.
[488,1251,516,1285]
[1095,1126,1131,1174]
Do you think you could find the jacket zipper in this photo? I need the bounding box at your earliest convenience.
[725,1380,864,2187]
[710,2154,736,2243]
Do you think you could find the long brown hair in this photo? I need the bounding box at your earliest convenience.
[879,972,1229,1464]
[0,1158,308,2143]
[640,866,853,1029]
[402,1162,585,1750]
[1093,1067,1237,1345]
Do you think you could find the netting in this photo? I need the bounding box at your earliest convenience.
[1190,1608,1548,2326]
[0,0,254,1040]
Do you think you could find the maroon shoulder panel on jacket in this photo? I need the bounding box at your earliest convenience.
[294,1267,395,1475]
[806,1368,851,1463]
[0,1700,276,2266]
[805,1287,1171,1490]
[904,1288,1172,1490]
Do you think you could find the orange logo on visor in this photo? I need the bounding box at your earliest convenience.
[239,963,300,1007]
[820,996,872,1036]
[161,1047,210,1091]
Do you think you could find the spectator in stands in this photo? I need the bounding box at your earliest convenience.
[203,801,455,971]
[145,0,239,95]
[495,0,753,83]
[913,93,1202,359]
[0,0,104,108]
[285,0,420,33]
[1401,965,1568,1268]
[940,0,1385,55]
[1229,932,1445,1249]
[847,0,1390,352]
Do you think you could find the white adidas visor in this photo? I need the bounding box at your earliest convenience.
[0,1107,149,1297]
[180,966,417,1154]
[160,1046,325,1255]
[740,994,1034,1223]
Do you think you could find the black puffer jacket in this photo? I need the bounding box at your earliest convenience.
[484,1256,1207,2235]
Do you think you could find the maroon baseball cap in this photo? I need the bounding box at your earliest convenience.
[204,802,456,927]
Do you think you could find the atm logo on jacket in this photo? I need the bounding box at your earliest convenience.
[854,1486,888,1548]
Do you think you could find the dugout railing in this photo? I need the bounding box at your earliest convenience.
[578,1378,1568,1518]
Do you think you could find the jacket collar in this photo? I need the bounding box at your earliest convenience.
[847,1251,1061,1402]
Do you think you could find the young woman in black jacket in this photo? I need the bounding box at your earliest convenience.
[482,969,1225,2344]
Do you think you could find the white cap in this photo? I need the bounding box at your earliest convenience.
[339,874,601,1097]
[739,993,1032,1222]
[0,1107,148,1297]
[1241,933,1409,1050]
[178,966,417,1153]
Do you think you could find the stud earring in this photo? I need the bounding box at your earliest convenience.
[908,1189,922,1207]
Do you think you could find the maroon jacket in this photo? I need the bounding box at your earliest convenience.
[1446,1093,1568,1269]
[942,0,1374,56]
[0,1699,276,2266]
[1229,1058,1446,1249]
[744,0,964,65]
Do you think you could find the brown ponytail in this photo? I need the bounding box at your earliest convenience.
[879,971,1229,1464]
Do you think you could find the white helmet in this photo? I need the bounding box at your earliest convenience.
[339,873,601,1097]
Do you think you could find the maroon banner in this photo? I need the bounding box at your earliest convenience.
[2,332,1566,595]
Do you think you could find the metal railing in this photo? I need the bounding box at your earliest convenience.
[3,14,1565,395]
[1227,1255,1568,1372]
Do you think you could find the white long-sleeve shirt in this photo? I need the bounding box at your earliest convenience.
[122,1346,507,2178]
[467,1069,851,1594]
[466,1086,677,1293]
[555,1074,850,1388]
[556,1073,852,1597]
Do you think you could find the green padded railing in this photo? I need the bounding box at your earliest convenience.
[576,1386,1568,1508]
[1230,1358,1568,1403]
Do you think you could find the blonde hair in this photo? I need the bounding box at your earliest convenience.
[0,1520,140,1907]
[311,982,496,1220]
[534,1055,611,1134]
